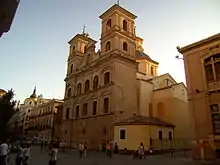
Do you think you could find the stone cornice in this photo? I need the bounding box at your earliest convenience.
[99,4,137,20]
[63,83,112,102]
[65,112,115,121]
[101,26,136,43]
[64,51,136,82]
[178,33,220,54]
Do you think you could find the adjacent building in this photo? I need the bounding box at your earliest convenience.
[61,3,192,150]
[28,99,63,141]
[0,88,6,97]
[114,73,193,151]
[53,103,64,141]
[0,0,20,37]
[18,87,51,133]
[178,33,220,159]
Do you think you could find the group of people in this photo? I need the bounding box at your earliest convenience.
[15,143,31,165]
[133,142,145,160]
[0,140,30,165]
[105,142,118,157]
[1,139,147,165]
[78,143,88,158]
[78,142,119,158]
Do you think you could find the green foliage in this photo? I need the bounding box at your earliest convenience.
[0,89,18,140]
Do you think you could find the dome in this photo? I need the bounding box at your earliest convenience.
[30,93,37,98]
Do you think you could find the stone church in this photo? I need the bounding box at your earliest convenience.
[61,4,192,149]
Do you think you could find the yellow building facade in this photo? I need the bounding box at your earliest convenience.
[18,87,52,132]
[28,99,63,141]
[61,4,191,149]
[178,33,220,159]
[114,115,174,151]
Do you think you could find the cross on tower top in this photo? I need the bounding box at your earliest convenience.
[117,0,120,5]
[82,25,86,34]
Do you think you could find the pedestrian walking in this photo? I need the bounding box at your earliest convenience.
[84,143,88,157]
[78,143,84,158]
[15,144,24,165]
[48,143,58,165]
[40,141,44,153]
[106,142,113,158]
[62,142,65,152]
[0,140,9,165]
[44,141,47,150]
[138,142,145,159]
[114,143,118,154]
[109,143,113,158]
[23,143,30,165]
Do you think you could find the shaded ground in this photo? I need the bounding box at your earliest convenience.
[8,146,220,165]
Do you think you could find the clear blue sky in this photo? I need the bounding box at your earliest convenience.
[0,0,219,102]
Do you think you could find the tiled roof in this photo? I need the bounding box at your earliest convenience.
[135,50,151,59]
[68,34,97,44]
[99,4,137,19]
[135,50,159,64]
[114,115,175,128]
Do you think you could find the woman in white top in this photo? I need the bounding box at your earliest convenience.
[23,143,31,165]
[48,143,58,165]
[15,144,24,165]
[138,142,145,159]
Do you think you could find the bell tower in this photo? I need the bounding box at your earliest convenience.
[65,31,96,99]
[99,4,137,58]
[67,31,96,76]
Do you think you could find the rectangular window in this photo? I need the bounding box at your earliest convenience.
[75,105,79,118]
[82,103,88,116]
[205,64,214,82]
[215,61,220,80]
[104,98,109,113]
[149,103,153,117]
[168,131,172,140]
[210,104,220,135]
[212,114,220,120]
[158,130,163,140]
[120,129,126,140]
[210,104,219,114]
[93,101,97,115]
[104,72,110,85]
[65,108,69,120]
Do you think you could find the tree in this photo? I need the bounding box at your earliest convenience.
[0,89,18,140]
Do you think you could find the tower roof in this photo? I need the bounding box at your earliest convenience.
[135,50,159,64]
[114,115,175,127]
[68,34,97,45]
[99,4,137,19]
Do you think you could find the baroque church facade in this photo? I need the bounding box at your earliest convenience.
[61,4,192,149]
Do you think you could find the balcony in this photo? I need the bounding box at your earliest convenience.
[27,125,52,131]
[207,80,220,91]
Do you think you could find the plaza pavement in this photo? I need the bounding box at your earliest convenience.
[9,146,220,165]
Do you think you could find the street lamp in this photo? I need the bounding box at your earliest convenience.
[175,55,183,60]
